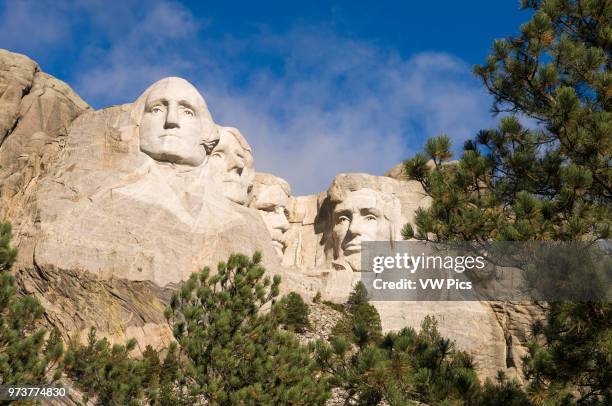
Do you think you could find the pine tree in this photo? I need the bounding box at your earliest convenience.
[62,253,329,405]
[279,291,311,333]
[0,222,64,389]
[63,327,158,405]
[164,252,330,405]
[319,294,498,405]
[331,282,382,349]
[403,1,611,403]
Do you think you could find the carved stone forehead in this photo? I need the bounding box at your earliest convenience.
[146,78,198,103]
[253,173,291,196]
[133,77,213,122]
[216,127,253,161]
[251,173,291,209]
[327,174,402,224]
[328,174,395,203]
[334,188,380,212]
[253,185,290,209]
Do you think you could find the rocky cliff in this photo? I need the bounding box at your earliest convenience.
[0,49,540,380]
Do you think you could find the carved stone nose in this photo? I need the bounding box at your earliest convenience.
[228,156,245,175]
[164,105,180,129]
[278,215,289,233]
[270,209,289,233]
[348,219,364,236]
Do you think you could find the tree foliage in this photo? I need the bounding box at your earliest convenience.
[0,222,64,388]
[403,1,611,403]
[64,328,152,405]
[319,284,528,405]
[0,238,535,405]
[164,252,329,405]
[331,282,383,349]
[279,291,311,333]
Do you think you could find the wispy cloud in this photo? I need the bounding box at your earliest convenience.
[0,0,495,195]
[199,28,495,193]
[0,0,72,54]
[71,0,204,106]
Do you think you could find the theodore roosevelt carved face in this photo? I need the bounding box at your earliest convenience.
[136,77,216,167]
[250,174,291,256]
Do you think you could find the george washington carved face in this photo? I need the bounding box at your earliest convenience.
[136,77,216,167]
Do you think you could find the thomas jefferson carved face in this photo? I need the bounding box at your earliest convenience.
[332,188,393,272]
[207,126,254,205]
[251,175,291,256]
[138,77,214,167]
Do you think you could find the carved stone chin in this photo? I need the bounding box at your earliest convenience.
[133,77,217,167]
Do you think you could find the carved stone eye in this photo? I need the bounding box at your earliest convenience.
[151,106,164,114]
[182,108,194,117]
[337,215,350,224]
[365,214,377,221]
[273,206,287,216]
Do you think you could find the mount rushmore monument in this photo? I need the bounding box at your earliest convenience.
[0,49,540,381]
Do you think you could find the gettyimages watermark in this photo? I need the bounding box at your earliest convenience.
[360,241,612,301]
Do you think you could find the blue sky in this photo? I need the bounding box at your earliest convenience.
[0,0,531,195]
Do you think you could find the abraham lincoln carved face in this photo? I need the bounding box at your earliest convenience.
[326,174,402,272]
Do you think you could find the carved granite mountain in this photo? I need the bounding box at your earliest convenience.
[0,49,540,380]
[0,54,282,350]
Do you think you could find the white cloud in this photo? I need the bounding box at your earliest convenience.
[0,0,71,54]
[0,1,496,195]
[199,30,495,194]
[71,1,203,106]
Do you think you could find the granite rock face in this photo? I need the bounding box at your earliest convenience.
[29,103,278,287]
[278,172,530,380]
[0,55,280,349]
[0,49,90,226]
[0,49,540,379]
